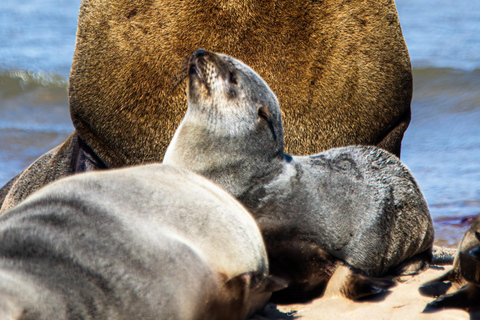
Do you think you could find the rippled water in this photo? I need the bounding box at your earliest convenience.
[0,0,479,247]
[401,68,480,247]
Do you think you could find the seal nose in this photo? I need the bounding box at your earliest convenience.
[193,49,206,58]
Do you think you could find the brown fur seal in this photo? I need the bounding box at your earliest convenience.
[0,0,412,212]
[420,216,480,316]
[0,164,282,319]
[164,50,433,302]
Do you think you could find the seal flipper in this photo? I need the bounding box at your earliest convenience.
[341,273,396,300]
[210,272,287,320]
[423,284,480,313]
[419,268,460,297]
[389,248,432,277]
[324,264,395,300]
[260,275,289,293]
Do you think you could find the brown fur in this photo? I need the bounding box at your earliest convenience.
[1,0,412,211]
[70,0,411,168]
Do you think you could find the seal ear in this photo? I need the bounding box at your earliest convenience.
[258,106,272,123]
[324,264,395,300]
[258,106,277,140]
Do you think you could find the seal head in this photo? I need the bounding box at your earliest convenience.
[165,49,284,197]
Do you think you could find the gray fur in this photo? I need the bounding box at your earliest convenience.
[164,50,434,296]
[0,164,271,319]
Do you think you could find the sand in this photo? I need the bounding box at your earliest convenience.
[255,266,468,320]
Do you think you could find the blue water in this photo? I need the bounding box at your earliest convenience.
[0,0,479,246]
[0,0,80,76]
[397,0,480,71]
[396,0,480,246]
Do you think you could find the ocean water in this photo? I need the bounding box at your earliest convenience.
[396,0,480,247]
[0,0,479,247]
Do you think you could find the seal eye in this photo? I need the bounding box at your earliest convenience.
[229,71,238,85]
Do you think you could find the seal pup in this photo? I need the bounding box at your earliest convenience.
[420,216,480,315]
[0,164,282,319]
[164,50,433,302]
[1,0,412,212]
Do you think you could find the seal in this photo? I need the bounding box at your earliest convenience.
[0,0,412,212]
[164,50,433,302]
[0,164,282,319]
[420,216,480,316]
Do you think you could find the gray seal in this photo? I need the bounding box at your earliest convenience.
[0,164,281,319]
[164,50,434,302]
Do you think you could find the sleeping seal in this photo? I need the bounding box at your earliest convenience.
[420,216,480,316]
[0,164,280,319]
[0,0,412,212]
[164,50,433,302]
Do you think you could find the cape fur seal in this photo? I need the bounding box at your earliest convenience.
[0,164,281,319]
[420,216,480,316]
[0,0,412,212]
[164,50,433,302]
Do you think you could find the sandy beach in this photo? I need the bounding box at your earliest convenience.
[259,266,468,320]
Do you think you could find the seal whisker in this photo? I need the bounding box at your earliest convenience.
[158,67,188,111]
[164,54,191,100]
[170,67,188,93]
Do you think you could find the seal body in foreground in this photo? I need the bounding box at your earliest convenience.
[0,164,277,320]
[420,216,480,316]
[0,0,412,212]
[164,50,433,302]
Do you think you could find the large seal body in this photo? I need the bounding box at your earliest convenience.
[0,164,274,319]
[164,50,433,301]
[0,0,412,212]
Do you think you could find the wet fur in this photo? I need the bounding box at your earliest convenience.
[1,0,412,211]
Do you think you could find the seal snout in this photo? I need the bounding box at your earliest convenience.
[188,49,226,97]
[188,49,212,85]
[193,48,206,57]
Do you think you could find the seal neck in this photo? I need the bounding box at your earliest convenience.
[163,120,285,199]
